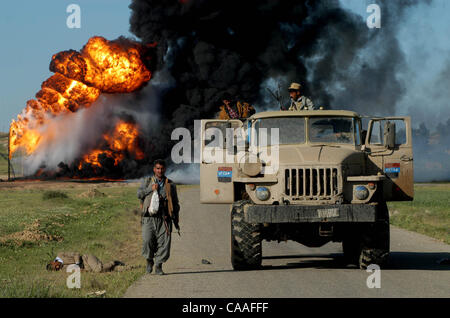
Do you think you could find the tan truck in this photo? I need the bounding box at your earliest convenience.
[200,110,413,270]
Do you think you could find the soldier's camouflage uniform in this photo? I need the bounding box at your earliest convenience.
[288,96,315,111]
[137,175,180,265]
[217,101,256,119]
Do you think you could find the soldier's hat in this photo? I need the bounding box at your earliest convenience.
[288,82,302,91]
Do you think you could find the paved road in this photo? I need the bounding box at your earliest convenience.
[124,186,450,298]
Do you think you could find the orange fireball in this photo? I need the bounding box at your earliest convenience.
[77,120,144,170]
[9,121,41,157]
[104,121,144,159]
[50,36,151,93]
[9,36,152,164]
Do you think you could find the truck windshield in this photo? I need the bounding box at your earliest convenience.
[254,117,305,145]
[309,117,355,144]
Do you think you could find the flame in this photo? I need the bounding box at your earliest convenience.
[9,118,42,157]
[78,149,113,169]
[50,36,151,93]
[78,120,144,170]
[9,36,152,168]
[104,121,144,159]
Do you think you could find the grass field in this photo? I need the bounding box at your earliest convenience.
[0,182,448,297]
[0,128,448,297]
[0,183,151,297]
[388,183,450,244]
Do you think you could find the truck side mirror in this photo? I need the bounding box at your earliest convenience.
[383,121,396,149]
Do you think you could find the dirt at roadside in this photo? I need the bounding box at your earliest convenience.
[0,219,63,246]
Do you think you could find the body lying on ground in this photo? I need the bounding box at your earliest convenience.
[46,251,124,272]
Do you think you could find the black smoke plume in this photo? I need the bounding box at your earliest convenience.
[128,0,444,181]
[129,0,429,114]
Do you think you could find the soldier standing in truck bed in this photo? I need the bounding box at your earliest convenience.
[217,93,256,119]
[286,82,315,111]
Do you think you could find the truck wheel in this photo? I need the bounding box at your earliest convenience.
[342,237,362,266]
[359,248,389,269]
[231,200,262,270]
[359,219,390,270]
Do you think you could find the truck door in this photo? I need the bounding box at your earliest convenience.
[200,119,244,203]
[365,117,414,201]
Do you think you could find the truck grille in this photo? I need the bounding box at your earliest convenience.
[284,168,339,199]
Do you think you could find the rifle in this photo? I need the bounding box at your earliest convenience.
[266,82,286,110]
[173,218,181,236]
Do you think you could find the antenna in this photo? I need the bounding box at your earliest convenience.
[266,81,286,110]
[277,82,285,110]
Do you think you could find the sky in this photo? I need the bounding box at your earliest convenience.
[340,0,450,127]
[1,0,450,132]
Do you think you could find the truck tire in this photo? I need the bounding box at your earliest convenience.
[230,200,262,270]
[359,248,389,269]
[359,220,390,269]
[342,236,362,265]
[342,202,390,269]
[359,201,390,269]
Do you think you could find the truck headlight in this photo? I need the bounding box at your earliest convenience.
[354,185,369,200]
[255,187,270,201]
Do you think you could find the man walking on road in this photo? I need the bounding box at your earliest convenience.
[137,159,180,275]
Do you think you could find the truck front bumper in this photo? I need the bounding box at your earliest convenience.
[244,204,379,223]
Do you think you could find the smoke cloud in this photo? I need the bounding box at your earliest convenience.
[128,0,449,182]
[129,0,428,114]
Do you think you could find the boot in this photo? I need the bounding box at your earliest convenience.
[146,259,154,274]
[154,263,165,275]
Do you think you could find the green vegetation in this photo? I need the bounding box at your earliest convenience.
[0,183,146,298]
[388,183,450,244]
[0,179,447,297]
[42,190,69,200]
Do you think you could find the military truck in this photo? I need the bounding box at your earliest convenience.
[200,110,413,270]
